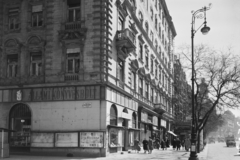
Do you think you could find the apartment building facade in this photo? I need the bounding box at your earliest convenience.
[0,0,176,157]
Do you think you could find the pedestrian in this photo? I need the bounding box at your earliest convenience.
[160,139,166,150]
[176,137,181,151]
[165,136,169,149]
[172,138,176,150]
[134,138,141,153]
[142,138,149,154]
[155,138,160,150]
[148,137,153,154]
[185,137,191,151]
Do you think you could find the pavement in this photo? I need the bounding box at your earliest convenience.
[1,145,209,160]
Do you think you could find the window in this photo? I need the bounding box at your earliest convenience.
[30,52,42,76]
[68,0,81,22]
[67,48,80,73]
[139,11,143,26]
[150,31,153,42]
[151,88,154,102]
[159,67,161,83]
[131,71,136,90]
[155,63,158,78]
[132,112,137,128]
[155,15,157,29]
[139,78,143,96]
[118,16,124,31]
[32,5,43,27]
[150,7,153,20]
[139,43,143,60]
[145,83,149,99]
[145,22,149,35]
[151,58,154,73]
[117,58,124,82]
[8,8,19,30]
[110,105,117,125]
[145,53,149,68]
[7,54,18,77]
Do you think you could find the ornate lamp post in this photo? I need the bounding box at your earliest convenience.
[189,4,212,160]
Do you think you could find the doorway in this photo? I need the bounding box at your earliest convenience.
[9,103,31,152]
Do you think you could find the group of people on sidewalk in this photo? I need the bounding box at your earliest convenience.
[133,136,191,154]
[172,137,191,151]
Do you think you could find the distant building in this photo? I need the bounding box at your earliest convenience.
[172,57,191,139]
[0,0,176,157]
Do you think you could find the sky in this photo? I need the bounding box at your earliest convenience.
[165,0,240,117]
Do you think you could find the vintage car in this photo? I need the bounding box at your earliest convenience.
[208,137,215,143]
[225,136,236,147]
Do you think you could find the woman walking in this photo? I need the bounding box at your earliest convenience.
[160,139,166,150]
[148,137,153,154]
[142,138,149,154]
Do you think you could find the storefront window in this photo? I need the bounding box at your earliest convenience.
[132,112,137,128]
[109,128,123,147]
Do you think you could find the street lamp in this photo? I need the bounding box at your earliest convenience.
[189,4,212,160]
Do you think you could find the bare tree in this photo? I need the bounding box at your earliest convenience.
[179,44,240,152]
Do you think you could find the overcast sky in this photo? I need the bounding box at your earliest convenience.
[166,0,240,117]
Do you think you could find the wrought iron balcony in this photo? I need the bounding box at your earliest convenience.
[64,73,79,81]
[154,103,166,114]
[64,21,82,30]
[116,28,136,54]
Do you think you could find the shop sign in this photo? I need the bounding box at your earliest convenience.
[0,86,100,102]
[121,112,131,119]
[80,132,104,148]
[153,116,158,126]
[82,102,92,108]
[141,111,148,122]
[161,119,166,128]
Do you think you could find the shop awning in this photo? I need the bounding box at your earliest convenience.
[167,130,177,137]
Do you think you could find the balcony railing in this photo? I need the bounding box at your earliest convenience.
[65,21,82,30]
[64,74,79,81]
[116,28,136,53]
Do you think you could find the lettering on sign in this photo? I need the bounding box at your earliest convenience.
[16,90,22,101]
[42,88,53,100]
[33,88,42,101]
[82,103,92,108]
[76,87,85,99]
[80,132,103,148]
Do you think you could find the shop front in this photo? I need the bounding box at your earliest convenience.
[160,119,167,141]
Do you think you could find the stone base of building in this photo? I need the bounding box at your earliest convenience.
[11,147,107,157]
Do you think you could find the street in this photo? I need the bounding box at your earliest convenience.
[206,141,240,160]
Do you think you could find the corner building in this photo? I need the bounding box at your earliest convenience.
[0,0,176,157]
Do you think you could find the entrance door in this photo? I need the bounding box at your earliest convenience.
[9,103,31,152]
[122,119,128,151]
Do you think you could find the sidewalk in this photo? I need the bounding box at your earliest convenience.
[1,145,208,160]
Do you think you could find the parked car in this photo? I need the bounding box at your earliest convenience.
[225,136,236,147]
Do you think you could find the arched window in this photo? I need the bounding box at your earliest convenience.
[122,108,128,127]
[132,112,137,128]
[139,11,143,26]
[150,7,153,20]
[110,105,117,125]
[9,103,31,147]
[145,22,149,35]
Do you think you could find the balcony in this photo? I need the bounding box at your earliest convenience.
[64,21,82,30]
[116,29,136,59]
[64,74,79,81]
[154,103,166,114]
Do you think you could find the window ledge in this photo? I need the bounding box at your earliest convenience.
[5,28,21,34]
